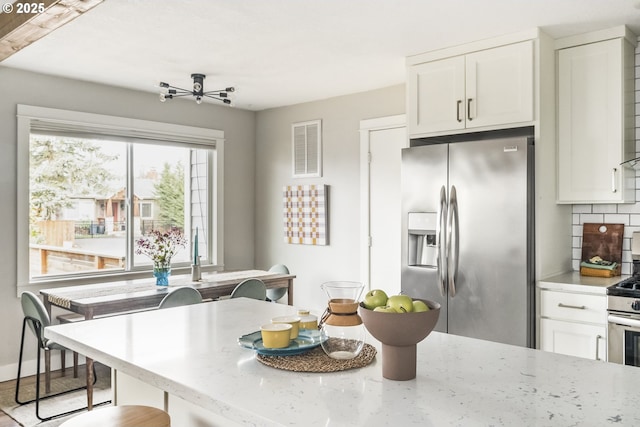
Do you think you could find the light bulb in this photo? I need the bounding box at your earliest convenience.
[159,93,166,102]
[196,96,202,105]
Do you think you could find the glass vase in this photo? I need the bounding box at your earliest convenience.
[153,262,171,286]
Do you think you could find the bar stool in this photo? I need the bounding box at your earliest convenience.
[59,405,170,427]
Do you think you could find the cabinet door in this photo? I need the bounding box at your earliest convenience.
[540,318,606,361]
[465,40,534,129]
[407,56,465,135]
[557,38,633,203]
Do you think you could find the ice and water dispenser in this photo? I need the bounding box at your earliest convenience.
[407,212,437,267]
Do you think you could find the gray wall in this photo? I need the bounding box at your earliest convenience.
[0,67,405,380]
[255,85,405,314]
[0,66,257,380]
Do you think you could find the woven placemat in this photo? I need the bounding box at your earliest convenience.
[257,343,376,372]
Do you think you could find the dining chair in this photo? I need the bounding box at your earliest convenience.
[15,291,98,421]
[266,264,290,302]
[230,278,267,300]
[158,287,203,309]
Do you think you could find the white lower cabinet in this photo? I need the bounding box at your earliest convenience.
[539,318,606,361]
[539,289,607,361]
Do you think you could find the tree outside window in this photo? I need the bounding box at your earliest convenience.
[29,135,207,279]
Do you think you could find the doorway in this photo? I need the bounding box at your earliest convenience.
[359,115,407,295]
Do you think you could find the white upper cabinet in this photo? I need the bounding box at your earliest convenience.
[407,40,534,137]
[409,56,466,134]
[465,41,534,128]
[556,27,637,204]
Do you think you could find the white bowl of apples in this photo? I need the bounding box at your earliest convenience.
[358,289,440,381]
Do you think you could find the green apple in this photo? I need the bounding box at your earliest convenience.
[363,289,388,310]
[387,295,414,313]
[373,305,397,313]
[412,300,430,312]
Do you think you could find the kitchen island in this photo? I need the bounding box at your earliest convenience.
[45,298,639,426]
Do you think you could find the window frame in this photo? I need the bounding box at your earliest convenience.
[16,105,225,291]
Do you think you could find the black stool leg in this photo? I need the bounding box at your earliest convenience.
[15,316,109,422]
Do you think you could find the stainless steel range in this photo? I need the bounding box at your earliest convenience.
[607,232,640,366]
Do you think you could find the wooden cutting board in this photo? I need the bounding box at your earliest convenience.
[580,223,623,276]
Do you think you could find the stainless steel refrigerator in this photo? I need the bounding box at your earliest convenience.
[401,133,534,347]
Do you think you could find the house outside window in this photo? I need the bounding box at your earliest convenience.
[17,105,224,288]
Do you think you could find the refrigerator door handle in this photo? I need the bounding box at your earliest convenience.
[437,185,447,296]
[447,185,459,298]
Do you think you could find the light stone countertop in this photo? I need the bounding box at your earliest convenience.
[538,271,628,294]
[46,298,640,426]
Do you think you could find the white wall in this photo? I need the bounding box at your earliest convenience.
[570,37,640,275]
[0,66,257,380]
[254,85,405,314]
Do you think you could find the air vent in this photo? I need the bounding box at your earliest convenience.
[292,120,322,178]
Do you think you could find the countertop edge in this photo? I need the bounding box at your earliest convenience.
[45,309,286,427]
[537,271,626,294]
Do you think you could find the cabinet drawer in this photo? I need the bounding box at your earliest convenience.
[540,290,606,324]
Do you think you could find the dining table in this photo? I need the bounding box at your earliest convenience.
[39,269,295,409]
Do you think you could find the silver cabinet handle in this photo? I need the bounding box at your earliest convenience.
[437,186,447,297]
[467,98,473,121]
[447,185,459,298]
[612,168,617,193]
[456,100,462,122]
[557,303,586,310]
[595,334,602,361]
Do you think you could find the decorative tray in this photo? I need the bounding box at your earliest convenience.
[238,329,323,356]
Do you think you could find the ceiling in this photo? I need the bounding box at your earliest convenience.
[2,0,640,111]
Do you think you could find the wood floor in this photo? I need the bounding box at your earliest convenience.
[0,373,24,427]
[0,367,80,427]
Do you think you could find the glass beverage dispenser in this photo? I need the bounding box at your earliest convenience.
[319,281,366,359]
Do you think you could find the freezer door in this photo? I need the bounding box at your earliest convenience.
[447,137,532,347]
[401,144,449,332]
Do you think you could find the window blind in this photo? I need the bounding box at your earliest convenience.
[18,105,223,150]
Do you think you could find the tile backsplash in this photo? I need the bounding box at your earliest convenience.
[571,37,640,276]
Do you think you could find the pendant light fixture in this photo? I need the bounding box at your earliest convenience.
[159,73,235,105]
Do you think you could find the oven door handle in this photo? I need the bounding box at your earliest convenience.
[608,314,640,329]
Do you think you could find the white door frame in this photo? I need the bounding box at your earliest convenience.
[359,114,407,291]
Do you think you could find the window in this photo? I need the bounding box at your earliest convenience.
[17,105,224,288]
[139,202,153,219]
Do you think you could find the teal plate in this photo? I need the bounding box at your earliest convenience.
[238,329,323,356]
